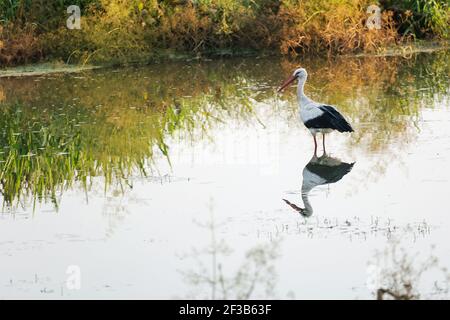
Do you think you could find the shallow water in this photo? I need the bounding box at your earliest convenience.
[0,51,449,299]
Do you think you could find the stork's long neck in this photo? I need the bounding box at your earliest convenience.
[297,77,311,107]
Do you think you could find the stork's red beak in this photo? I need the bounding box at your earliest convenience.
[277,75,296,93]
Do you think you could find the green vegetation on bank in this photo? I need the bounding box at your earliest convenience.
[0,0,448,66]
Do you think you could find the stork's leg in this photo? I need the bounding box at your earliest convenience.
[322,133,327,155]
[313,134,318,156]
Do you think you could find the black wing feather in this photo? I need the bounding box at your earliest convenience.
[305,161,355,185]
[304,105,353,133]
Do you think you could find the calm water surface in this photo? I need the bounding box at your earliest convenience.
[0,51,449,299]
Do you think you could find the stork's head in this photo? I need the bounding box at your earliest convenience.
[277,68,307,93]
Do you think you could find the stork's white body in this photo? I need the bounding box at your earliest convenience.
[279,68,354,154]
[297,88,322,131]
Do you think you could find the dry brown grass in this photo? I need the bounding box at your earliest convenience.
[277,0,398,54]
[0,24,42,66]
[1,0,444,66]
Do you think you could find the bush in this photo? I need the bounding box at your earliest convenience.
[0,23,42,65]
[276,0,398,54]
[381,0,449,39]
[0,0,448,66]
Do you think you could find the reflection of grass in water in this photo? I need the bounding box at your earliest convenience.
[180,207,279,300]
[0,76,258,208]
[1,51,449,208]
[1,104,83,208]
[0,101,167,208]
[368,237,450,300]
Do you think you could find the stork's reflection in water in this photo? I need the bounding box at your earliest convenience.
[283,154,354,217]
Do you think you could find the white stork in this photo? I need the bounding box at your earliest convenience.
[278,68,353,155]
[283,154,354,217]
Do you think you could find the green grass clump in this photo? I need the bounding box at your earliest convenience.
[381,0,449,39]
